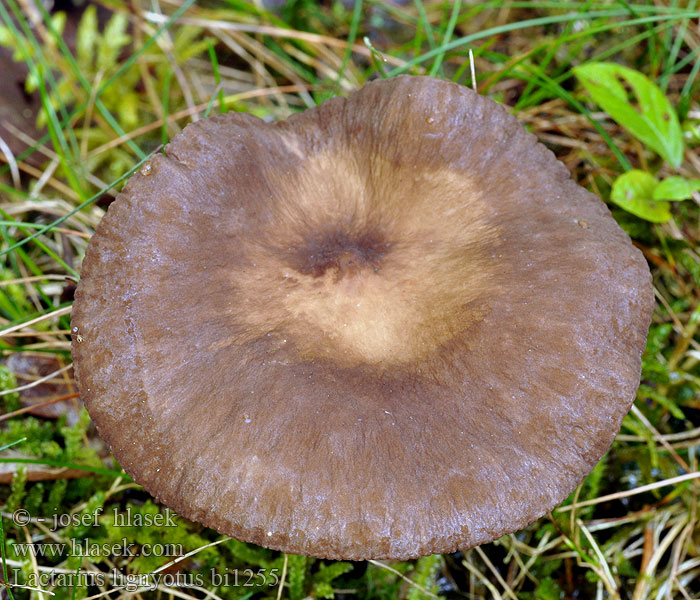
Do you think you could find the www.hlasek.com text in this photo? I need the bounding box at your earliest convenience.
[13,538,182,558]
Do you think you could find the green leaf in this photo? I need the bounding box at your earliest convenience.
[97,12,131,72]
[611,170,671,223]
[76,5,98,68]
[0,25,12,45]
[310,563,354,598]
[573,62,684,168]
[0,365,20,412]
[637,384,685,420]
[287,555,309,600]
[116,90,139,128]
[407,555,441,600]
[312,562,354,584]
[50,11,66,37]
[313,582,334,599]
[653,176,700,201]
[535,577,564,600]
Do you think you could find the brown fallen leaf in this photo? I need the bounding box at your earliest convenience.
[6,353,81,424]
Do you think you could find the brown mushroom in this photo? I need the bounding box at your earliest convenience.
[71,75,654,560]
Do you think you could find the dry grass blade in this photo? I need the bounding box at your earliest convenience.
[367,560,438,599]
[0,306,72,337]
[0,363,72,397]
[558,472,700,512]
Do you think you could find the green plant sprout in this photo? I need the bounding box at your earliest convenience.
[574,61,699,223]
[1,2,699,599]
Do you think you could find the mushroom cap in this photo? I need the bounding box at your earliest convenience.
[72,75,654,560]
